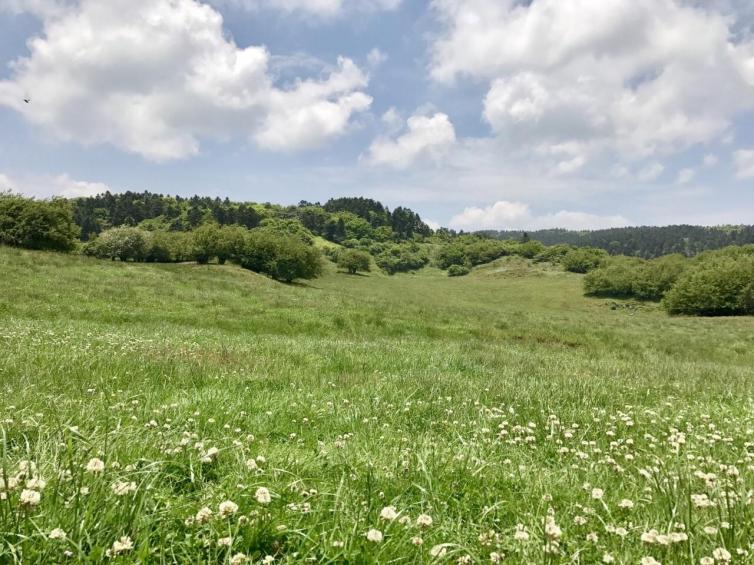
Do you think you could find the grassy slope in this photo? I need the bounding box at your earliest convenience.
[1,246,754,563]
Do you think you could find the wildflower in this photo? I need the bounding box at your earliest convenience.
[416,513,433,528]
[490,552,503,563]
[218,537,232,547]
[49,528,67,540]
[712,548,731,562]
[255,487,272,504]
[700,558,714,565]
[430,544,448,558]
[411,536,423,546]
[586,532,599,543]
[219,500,239,518]
[380,506,398,521]
[544,516,561,540]
[641,558,661,565]
[86,458,105,474]
[19,489,41,506]
[602,554,615,563]
[618,498,634,509]
[457,555,472,564]
[366,529,383,543]
[195,506,213,523]
[106,536,133,557]
[262,557,274,564]
[514,524,530,542]
[332,541,344,548]
[591,488,604,500]
[25,478,46,490]
[230,554,248,565]
[703,526,717,535]
[110,481,137,496]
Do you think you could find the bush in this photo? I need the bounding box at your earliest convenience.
[562,247,608,273]
[191,224,247,264]
[663,257,754,316]
[237,231,322,282]
[447,264,471,277]
[84,227,149,261]
[145,231,193,263]
[375,243,429,275]
[0,193,79,251]
[337,249,371,274]
[584,254,687,301]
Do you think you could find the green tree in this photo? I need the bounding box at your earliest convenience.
[0,193,79,252]
[337,249,371,274]
[85,227,149,261]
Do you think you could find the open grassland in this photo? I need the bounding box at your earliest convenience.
[2,246,754,564]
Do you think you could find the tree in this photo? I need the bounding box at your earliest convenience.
[561,247,608,273]
[337,249,371,274]
[85,227,149,261]
[0,193,79,252]
[191,223,222,264]
[237,231,322,282]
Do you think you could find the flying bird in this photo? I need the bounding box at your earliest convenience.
[23,98,31,104]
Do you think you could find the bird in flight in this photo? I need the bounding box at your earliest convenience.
[23,98,31,104]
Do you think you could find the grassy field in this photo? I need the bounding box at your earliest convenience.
[2,246,754,564]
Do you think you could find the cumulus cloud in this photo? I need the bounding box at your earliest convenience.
[448,200,630,231]
[0,0,372,161]
[365,111,456,169]
[637,162,665,182]
[431,0,754,167]
[212,0,401,16]
[0,171,110,198]
[734,149,754,178]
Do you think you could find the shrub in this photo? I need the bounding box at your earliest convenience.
[0,193,79,252]
[584,254,687,301]
[448,264,471,277]
[84,227,149,261]
[144,231,193,263]
[337,249,371,274]
[562,247,608,273]
[375,243,429,275]
[237,231,322,282]
[663,257,754,316]
[584,257,643,297]
[534,244,575,264]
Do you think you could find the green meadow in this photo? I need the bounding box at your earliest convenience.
[2,245,754,563]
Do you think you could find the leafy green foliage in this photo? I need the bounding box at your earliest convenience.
[663,256,754,316]
[0,193,79,251]
[447,264,471,277]
[337,249,372,274]
[237,231,322,282]
[561,247,608,273]
[84,227,150,261]
[375,243,429,275]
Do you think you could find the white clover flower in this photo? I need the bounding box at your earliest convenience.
[110,481,137,496]
[85,458,105,474]
[712,548,731,562]
[586,532,598,543]
[19,489,41,506]
[641,557,661,565]
[379,506,398,521]
[544,517,561,540]
[230,554,248,565]
[218,537,232,547]
[411,536,423,546]
[219,500,239,518]
[591,488,604,500]
[255,487,272,505]
[430,544,448,558]
[490,552,503,563]
[700,558,714,565]
[49,528,67,540]
[195,506,213,523]
[415,513,433,528]
[366,529,383,543]
[602,554,615,563]
[106,536,133,557]
[514,524,530,542]
[703,526,718,535]
[332,541,344,548]
[618,498,634,509]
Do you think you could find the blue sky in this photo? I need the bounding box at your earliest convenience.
[1,0,754,230]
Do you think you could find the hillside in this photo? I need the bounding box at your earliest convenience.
[2,246,754,562]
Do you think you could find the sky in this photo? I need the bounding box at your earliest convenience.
[1,0,754,231]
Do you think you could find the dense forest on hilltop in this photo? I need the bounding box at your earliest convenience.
[481,226,754,258]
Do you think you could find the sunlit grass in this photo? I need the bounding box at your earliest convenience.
[1,246,754,563]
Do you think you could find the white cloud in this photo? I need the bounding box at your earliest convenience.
[367,47,388,68]
[365,111,456,169]
[212,0,401,16]
[0,171,110,198]
[637,162,665,182]
[424,218,441,231]
[0,0,372,161]
[448,200,630,231]
[734,149,754,178]
[677,168,695,184]
[431,0,754,167]
[703,154,720,167]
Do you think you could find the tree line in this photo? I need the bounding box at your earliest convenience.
[481,225,754,259]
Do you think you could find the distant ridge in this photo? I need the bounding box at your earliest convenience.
[478,225,754,259]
